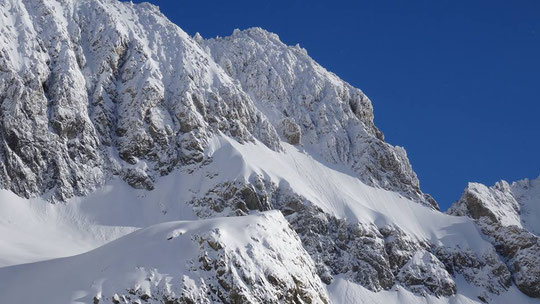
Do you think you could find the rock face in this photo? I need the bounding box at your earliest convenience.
[0,0,538,303]
[0,0,435,208]
[396,250,456,297]
[203,29,437,209]
[0,0,280,201]
[187,177,516,300]
[448,177,540,298]
[278,117,302,145]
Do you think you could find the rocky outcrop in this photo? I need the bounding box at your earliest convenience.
[278,117,301,145]
[190,180,273,218]
[433,245,512,301]
[396,250,456,297]
[448,178,540,298]
[204,28,437,208]
[191,223,329,304]
[187,176,516,299]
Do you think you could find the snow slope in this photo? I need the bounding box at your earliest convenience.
[0,135,489,266]
[0,211,329,304]
[203,136,489,252]
[1,135,531,303]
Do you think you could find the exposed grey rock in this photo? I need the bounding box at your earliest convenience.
[189,180,273,218]
[433,246,512,296]
[0,0,437,211]
[0,0,281,201]
[278,117,301,145]
[380,225,423,274]
[204,28,437,209]
[188,177,520,298]
[189,227,329,304]
[396,250,456,297]
[509,243,540,298]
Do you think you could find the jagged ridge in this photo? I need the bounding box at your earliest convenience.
[0,0,538,303]
[0,0,435,209]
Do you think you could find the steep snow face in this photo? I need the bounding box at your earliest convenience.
[0,211,330,304]
[0,0,435,209]
[448,177,540,298]
[203,28,437,209]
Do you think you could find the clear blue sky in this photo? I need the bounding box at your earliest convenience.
[128,0,540,210]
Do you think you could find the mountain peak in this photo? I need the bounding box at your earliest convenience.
[0,1,538,303]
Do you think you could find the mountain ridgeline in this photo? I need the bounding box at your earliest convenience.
[0,0,537,303]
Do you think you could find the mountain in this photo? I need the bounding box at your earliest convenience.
[0,0,433,208]
[0,0,537,303]
[448,177,540,298]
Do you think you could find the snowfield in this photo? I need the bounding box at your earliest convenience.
[0,136,491,266]
[0,212,328,303]
[1,136,537,303]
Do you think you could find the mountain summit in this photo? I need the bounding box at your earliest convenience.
[0,0,537,303]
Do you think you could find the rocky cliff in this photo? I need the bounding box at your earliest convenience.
[448,177,540,298]
[0,0,434,209]
[0,1,537,304]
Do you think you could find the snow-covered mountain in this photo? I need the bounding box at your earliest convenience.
[448,177,540,298]
[0,0,537,303]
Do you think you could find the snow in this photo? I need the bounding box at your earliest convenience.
[0,135,494,281]
[0,211,328,303]
[0,135,500,301]
[451,176,540,236]
[511,176,540,235]
[464,182,523,227]
[0,166,207,267]
[206,135,493,253]
[327,275,539,304]
[0,190,134,267]
[0,0,537,302]
[204,27,434,207]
